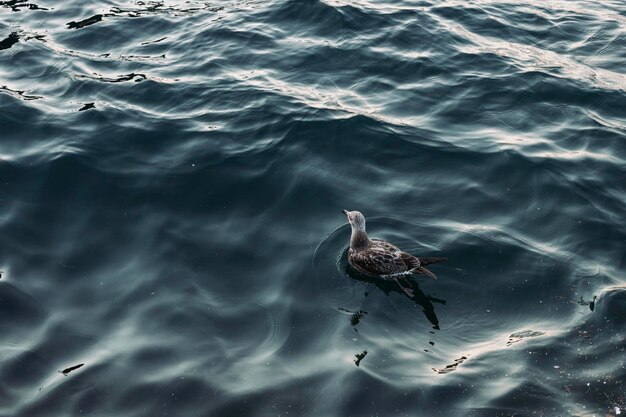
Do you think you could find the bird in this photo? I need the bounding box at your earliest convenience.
[343,209,446,282]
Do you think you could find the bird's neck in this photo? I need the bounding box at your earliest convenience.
[350,228,370,251]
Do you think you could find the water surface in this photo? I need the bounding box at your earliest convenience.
[1,0,625,416]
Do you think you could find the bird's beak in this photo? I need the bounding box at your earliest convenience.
[342,209,348,215]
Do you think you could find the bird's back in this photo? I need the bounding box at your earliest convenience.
[348,239,420,277]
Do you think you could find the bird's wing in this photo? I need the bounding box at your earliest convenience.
[397,252,420,270]
[351,248,418,276]
[351,250,405,275]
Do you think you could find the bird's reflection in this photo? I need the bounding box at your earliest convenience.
[344,265,445,329]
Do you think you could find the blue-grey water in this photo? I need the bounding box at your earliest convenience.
[1,0,625,416]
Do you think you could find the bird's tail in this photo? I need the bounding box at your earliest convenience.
[418,257,447,266]
[412,266,437,280]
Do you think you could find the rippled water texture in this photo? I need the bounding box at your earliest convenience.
[1,0,625,416]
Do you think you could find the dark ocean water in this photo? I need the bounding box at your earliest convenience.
[1,0,625,416]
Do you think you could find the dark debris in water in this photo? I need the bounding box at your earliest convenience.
[507,330,545,347]
[354,351,367,367]
[59,363,84,375]
[0,32,19,50]
[433,356,467,374]
[78,102,95,112]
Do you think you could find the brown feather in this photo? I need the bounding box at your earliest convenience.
[349,240,421,276]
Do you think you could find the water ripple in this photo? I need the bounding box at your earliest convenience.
[1,0,625,415]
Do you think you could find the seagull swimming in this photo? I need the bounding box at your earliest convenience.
[343,210,446,281]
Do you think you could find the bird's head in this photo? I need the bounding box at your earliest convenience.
[342,209,366,232]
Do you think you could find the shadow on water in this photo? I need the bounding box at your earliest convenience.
[343,264,446,330]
